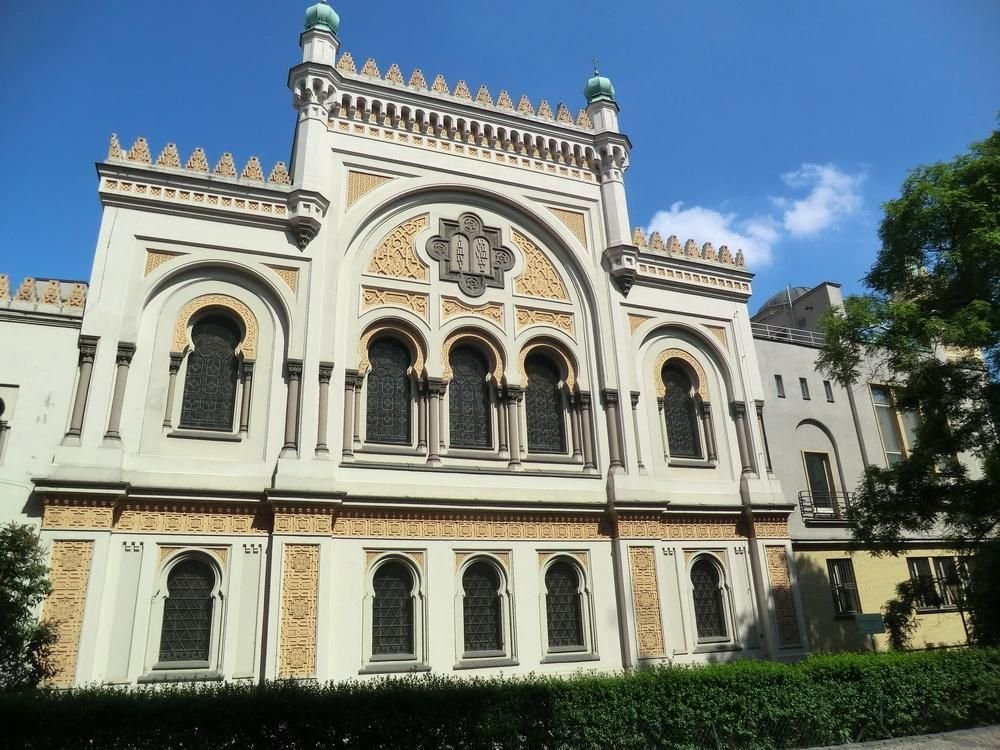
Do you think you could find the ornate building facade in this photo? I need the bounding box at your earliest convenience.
[1,1,837,687]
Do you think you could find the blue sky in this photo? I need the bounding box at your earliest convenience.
[1,0,996,312]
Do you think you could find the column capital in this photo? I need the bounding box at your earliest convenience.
[318,361,334,384]
[630,391,641,408]
[286,359,304,381]
[503,385,524,404]
[730,400,748,418]
[600,388,620,408]
[427,377,448,397]
[78,334,99,364]
[115,342,136,366]
[577,390,593,409]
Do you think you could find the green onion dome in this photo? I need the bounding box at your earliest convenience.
[304,1,339,35]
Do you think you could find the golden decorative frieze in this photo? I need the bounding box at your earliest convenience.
[116,503,269,535]
[751,516,790,539]
[158,545,228,565]
[365,215,429,282]
[265,264,299,293]
[515,306,574,337]
[618,514,742,541]
[273,505,337,536]
[456,550,510,570]
[629,546,665,658]
[42,498,115,531]
[333,511,608,540]
[511,230,569,301]
[518,338,578,389]
[346,170,394,207]
[765,546,802,647]
[548,207,587,247]
[637,263,751,294]
[43,540,94,686]
[538,550,589,569]
[442,328,505,382]
[361,286,428,320]
[654,349,709,400]
[278,544,320,679]
[367,549,425,570]
[144,250,182,276]
[706,325,728,349]
[441,297,504,327]
[627,313,653,334]
[101,178,288,218]
[172,294,258,358]
[358,320,427,376]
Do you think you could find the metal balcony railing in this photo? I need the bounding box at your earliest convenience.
[750,322,825,347]
[798,490,854,523]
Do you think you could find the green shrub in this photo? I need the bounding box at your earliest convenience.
[2,648,998,749]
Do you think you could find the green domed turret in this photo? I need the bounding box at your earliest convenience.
[304,1,339,35]
[584,69,615,104]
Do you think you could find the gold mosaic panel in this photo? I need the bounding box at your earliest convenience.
[618,514,743,541]
[548,207,587,247]
[365,215,429,282]
[654,349,709,400]
[706,325,728,349]
[628,314,652,334]
[42,500,115,530]
[515,307,574,337]
[265,264,299,293]
[273,507,336,535]
[278,544,320,678]
[43,540,95,686]
[361,286,428,320]
[346,170,393,207]
[116,503,268,535]
[144,250,182,276]
[765,546,802,647]
[333,512,607,540]
[441,297,504,327]
[511,230,569,301]
[172,294,258,358]
[628,546,665,658]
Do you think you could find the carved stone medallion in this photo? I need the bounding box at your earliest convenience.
[426,212,515,297]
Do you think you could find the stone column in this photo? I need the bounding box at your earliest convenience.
[162,353,183,428]
[755,400,773,474]
[353,377,363,450]
[104,342,136,440]
[281,359,303,457]
[416,380,428,452]
[657,397,670,460]
[497,391,509,458]
[701,402,718,462]
[601,389,625,472]
[342,370,359,460]
[64,335,99,442]
[629,391,644,471]
[730,401,756,475]
[504,386,523,470]
[426,378,445,465]
[578,391,596,472]
[570,393,583,460]
[239,360,255,435]
[315,362,333,456]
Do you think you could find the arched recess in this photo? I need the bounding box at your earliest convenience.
[358,318,428,378]
[795,418,848,496]
[441,326,505,383]
[518,336,578,390]
[172,294,258,357]
[653,349,708,401]
[639,322,737,403]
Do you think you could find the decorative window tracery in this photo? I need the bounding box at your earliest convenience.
[545,561,584,649]
[448,346,492,449]
[158,559,215,663]
[663,364,701,458]
[691,557,728,642]
[179,316,241,431]
[462,562,503,654]
[371,561,415,656]
[525,354,566,454]
[365,337,412,445]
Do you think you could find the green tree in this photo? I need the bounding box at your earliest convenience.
[818,127,1000,643]
[0,523,56,689]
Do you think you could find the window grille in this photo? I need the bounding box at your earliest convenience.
[827,559,861,615]
[907,556,964,610]
[179,316,241,431]
[462,562,503,653]
[545,561,584,649]
[691,558,728,641]
[663,365,701,458]
[372,562,414,656]
[449,346,492,449]
[158,559,215,663]
[365,338,412,444]
[525,355,566,453]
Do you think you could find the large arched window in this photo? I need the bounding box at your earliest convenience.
[691,557,728,642]
[663,364,702,458]
[449,346,492,449]
[366,337,412,445]
[158,559,216,663]
[179,316,241,431]
[462,561,503,654]
[525,354,566,454]
[545,561,584,650]
[371,561,415,657]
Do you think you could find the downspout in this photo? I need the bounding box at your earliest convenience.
[606,479,633,670]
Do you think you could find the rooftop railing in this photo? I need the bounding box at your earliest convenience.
[750,322,825,347]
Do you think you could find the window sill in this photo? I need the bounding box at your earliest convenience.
[693,642,741,654]
[138,669,224,684]
[359,443,421,456]
[540,652,599,665]
[915,607,960,615]
[453,657,518,670]
[668,457,718,469]
[525,453,583,465]
[444,448,505,461]
[358,662,431,675]
[167,429,242,443]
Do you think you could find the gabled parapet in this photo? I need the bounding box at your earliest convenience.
[632,228,746,269]
[0,274,87,319]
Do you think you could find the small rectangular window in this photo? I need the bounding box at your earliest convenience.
[827,559,860,615]
[823,380,834,402]
[800,378,810,400]
[774,375,785,398]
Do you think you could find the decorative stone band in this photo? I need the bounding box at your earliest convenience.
[637,262,752,296]
[39,499,272,535]
[278,544,320,679]
[331,510,610,541]
[617,513,789,541]
[100,177,289,220]
[628,546,666,658]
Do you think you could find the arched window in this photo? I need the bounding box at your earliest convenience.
[462,562,503,654]
[663,364,702,458]
[545,561,584,650]
[449,346,492,449]
[525,354,566,454]
[372,561,415,657]
[691,557,728,642]
[179,316,241,431]
[366,337,412,445]
[158,559,216,663]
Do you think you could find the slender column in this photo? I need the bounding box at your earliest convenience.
[426,378,445,465]
[601,389,625,472]
[657,397,670,460]
[579,391,596,472]
[281,359,303,456]
[730,401,755,474]
[352,377,363,449]
[497,391,509,457]
[104,342,136,440]
[416,380,428,452]
[239,360,255,435]
[162,353,183,428]
[701,402,718,462]
[65,335,99,441]
[630,391,644,471]
[342,370,359,460]
[569,392,583,459]
[315,362,333,455]
[504,386,523,470]
[755,400,773,474]
[0,420,8,463]
[438,386,446,452]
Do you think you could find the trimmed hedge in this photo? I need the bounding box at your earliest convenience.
[3,649,999,749]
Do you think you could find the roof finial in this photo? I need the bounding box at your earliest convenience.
[592,56,600,76]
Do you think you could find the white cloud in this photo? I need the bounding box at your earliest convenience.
[647,203,777,266]
[644,162,865,267]
[780,163,865,236]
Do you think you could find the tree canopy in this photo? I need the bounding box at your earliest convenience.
[818,128,1000,553]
